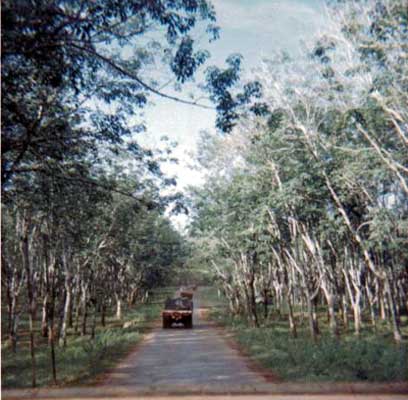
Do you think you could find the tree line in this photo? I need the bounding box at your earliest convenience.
[190,0,407,343]
[1,0,230,387]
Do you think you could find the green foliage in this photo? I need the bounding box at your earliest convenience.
[1,0,221,186]
[189,0,407,344]
[212,307,408,382]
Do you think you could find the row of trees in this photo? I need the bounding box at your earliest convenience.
[1,0,224,387]
[2,156,188,384]
[190,0,408,342]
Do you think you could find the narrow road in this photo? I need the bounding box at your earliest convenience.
[102,289,266,389]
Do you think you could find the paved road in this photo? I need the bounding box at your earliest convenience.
[102,291,266,389]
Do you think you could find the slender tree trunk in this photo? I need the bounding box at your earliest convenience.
[101,302,106,327]
[48,307,57,385]
[327,294,338,336]
[21,220,37,388]
[306,295,318,341]
[60,284,71,347]
[9,297,19,353]
[248,276,260,328]
[81,283,88,336]
[68,290,74,328]
[74,286,81,334]
[379,290,387,320]
[41,295,48,337]
[384,276,402,342]
[91,304,97,340]
[44,232,57,386]
[286,288,297,338]
[341,294,349,329]
[365,282,377,330]
[321,281,338,336]
[115,295,122,321]
[352,298,362,336]
[312,297,320,335]
[263,289,269,320]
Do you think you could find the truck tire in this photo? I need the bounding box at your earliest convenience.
[163,316,171,329]
[184,315,193,329]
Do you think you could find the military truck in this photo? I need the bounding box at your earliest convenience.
[178,284,197,299]
[162,297,193,329]
[179,288,194,299]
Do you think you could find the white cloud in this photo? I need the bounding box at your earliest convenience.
[213,0,324,32]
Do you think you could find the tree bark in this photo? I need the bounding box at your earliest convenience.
[21,217,37,388]
[115,295,122,321]
[81,283,88,336]
[384,276,402,342]
[286,287,297,338]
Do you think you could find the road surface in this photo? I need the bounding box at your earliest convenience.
[102,290,266,389]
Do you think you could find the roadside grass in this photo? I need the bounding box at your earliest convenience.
[1,287,174,388]
[206,287,408,382]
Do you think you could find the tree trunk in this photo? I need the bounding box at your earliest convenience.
[352,300,362,336]
[365,282,377,330]
[74,288,81,334]
[91,304,98,340]
[286,289,297,338]
[9,297,19,353]
[312,297,320,335]
[81,285,88,336]
[59,284,71,347]
[41,295,48,337]
[68,292,74,328]
[384,276,402,343]
[321,282,338,336]
[115,296,122,320]
[326,294,338,336]
[21,219,37,388]
[101,302,106,327]
[263,289,269,320]
[48,313,57,385]
[248,277,259,328]
[306,295,318,341]
[341,294,349,329]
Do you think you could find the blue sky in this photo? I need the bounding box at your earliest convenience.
[137,0,327,228]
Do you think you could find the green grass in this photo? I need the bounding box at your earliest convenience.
[207,288,408,382]
[1,287,175,388]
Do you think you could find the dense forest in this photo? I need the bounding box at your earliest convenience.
[1,0,407,389]
[190,0,408,342]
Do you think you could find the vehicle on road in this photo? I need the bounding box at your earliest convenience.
[180,289,194,299]
[162,297,193,329]
[178,285,196,299]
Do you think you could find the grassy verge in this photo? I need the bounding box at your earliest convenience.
[1,287,174,388]
[205,287,408,382]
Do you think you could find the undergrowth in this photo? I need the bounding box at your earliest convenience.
[209,291,408,382]
[1,288,173,388]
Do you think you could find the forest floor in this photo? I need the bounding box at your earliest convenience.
[2,287,408,399]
